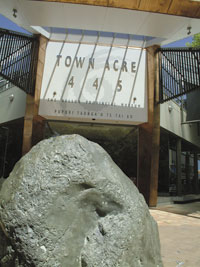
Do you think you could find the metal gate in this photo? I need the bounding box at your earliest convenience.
[158,48,200,103]
[0,28,39,95]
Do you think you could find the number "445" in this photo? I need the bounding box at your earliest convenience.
[68,76,123,92]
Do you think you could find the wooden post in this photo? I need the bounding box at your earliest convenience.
[176,138,182,196]
[22,36,48,155]
[138,45,160,207]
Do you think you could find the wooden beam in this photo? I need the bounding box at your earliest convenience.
[138,45,160,207]
[139,0,172,13]
[22,36,48,155]
[168,0,200,17]
[38,0,200,18]
[22,95,35,155]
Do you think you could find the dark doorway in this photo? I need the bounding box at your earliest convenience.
[45,121,138,183]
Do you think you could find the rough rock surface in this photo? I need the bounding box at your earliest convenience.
[0,135,163,267]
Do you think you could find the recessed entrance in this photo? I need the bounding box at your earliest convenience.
[45,121,138,184]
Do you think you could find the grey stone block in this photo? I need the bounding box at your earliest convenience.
[0,135,163,267]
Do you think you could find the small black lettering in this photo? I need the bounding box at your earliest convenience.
[131,62,136,73]
[65,56,72,67]
[57,55,62,66]
[122,61,128,72]
[113,60,119,71]
[105,60,110,71]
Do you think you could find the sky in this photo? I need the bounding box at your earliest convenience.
[162,36,193,47]
[0,14,31,35]
[0,13,193,46]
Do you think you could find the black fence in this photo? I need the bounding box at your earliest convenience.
[0,28,39,95]
[158,48,200,103]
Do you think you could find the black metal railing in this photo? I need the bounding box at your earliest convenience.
[158,48,200,103]
[0,28,39,95]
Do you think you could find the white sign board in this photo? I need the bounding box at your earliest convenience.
[39,40,147,125]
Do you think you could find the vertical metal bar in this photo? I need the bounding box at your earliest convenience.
[174,51,179,97]
[167,51,171,97]
[14,36,21,84]
[165,53,168,100]
[11,36,16,81]
[2,34,9,63]
[95,33,116,102]
[21,40,26,88]
[0,34,4,61]
[171,51,175,97]
[161,52,165,102]
[159,51,163,103]
[60,30,85,100]
[11,35,17,82]
[170,51,173,98]
[179,50,184,95]
[165,51,168,98]
[19,37,26,87]
[187,50,192,92]
[191,51,196,90]
[0,34,7,63]
[7,35,15,78]
[184,50,189,92]
[3,35,11,76]
[189,51,193,90]
[166,52,169,97]
[163,52,166,98]
[193,51,198,86]
[78,32,100,101]
[171,51,175,98]
[168,51,172,98]
[178,51,182,97]
[183,50,188,97]
[2,35,8,75]
[171,51,176,98]
[161,53,165,101]
[111,35,131,105]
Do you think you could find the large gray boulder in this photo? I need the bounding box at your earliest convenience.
[0,135,163,267]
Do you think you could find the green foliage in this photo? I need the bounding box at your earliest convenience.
[186,33,200,48]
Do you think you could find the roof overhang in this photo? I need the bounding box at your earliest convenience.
[30,0,200,19]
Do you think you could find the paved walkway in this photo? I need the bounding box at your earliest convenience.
[150,202,200,267]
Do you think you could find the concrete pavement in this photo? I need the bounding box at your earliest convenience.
[150,202,200,267]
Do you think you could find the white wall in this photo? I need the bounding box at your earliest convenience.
[160,100,200,148]
[0,87,26,124]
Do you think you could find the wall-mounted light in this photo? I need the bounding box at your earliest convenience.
[13,8,17,18]
[187,26,192,35]
[168,105,173,112]
[9,94,14,102]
